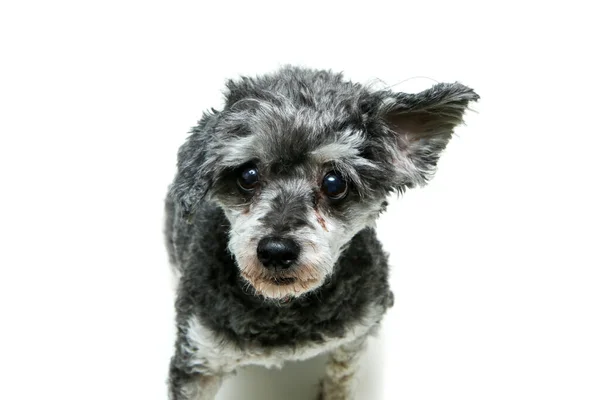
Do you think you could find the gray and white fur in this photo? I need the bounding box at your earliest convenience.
[165,66,478,399]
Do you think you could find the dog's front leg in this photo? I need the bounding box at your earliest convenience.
[319,336,368,400]
[168,354,230,400]
[168,369,223,400]
[168,328,235,400]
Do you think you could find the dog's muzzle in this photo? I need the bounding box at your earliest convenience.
[239,235,321,298]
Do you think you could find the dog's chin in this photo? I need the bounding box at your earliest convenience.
[240,269,323,300]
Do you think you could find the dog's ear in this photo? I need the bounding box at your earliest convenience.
[169,111,218,220]
[378,83,479,188]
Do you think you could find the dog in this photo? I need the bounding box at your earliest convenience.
[165,66,478,399]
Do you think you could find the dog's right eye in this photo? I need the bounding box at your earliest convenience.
[237,165,259,191]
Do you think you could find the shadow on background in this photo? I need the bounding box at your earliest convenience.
[216,336,384,400]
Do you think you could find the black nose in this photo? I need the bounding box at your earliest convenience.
[257,237,300,269]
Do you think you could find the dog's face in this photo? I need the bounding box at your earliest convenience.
[171,67,478,300]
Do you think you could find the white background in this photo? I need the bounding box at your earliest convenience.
[1,1,598,399]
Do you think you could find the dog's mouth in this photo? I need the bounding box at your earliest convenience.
[270,276,297,286]
[240,268,322,299]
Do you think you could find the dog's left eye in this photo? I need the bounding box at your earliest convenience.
[237,165,259,191]
[322,171,348,200]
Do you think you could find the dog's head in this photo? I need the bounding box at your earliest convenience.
[170,67,478,300]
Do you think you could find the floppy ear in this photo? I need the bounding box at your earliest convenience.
[168,111,219,220]
[379,83,479,187]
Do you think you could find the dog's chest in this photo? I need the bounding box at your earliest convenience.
[183,305,382,374]
[236,331,358,369]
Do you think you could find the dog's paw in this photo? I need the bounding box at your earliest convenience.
[317,379,354,400]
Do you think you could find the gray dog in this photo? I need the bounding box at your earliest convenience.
[165,66,478,399]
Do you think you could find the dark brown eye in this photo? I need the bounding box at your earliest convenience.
[322,171,348,200]
[237,165,259,191]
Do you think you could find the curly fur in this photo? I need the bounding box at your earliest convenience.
[165,66,478,399]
